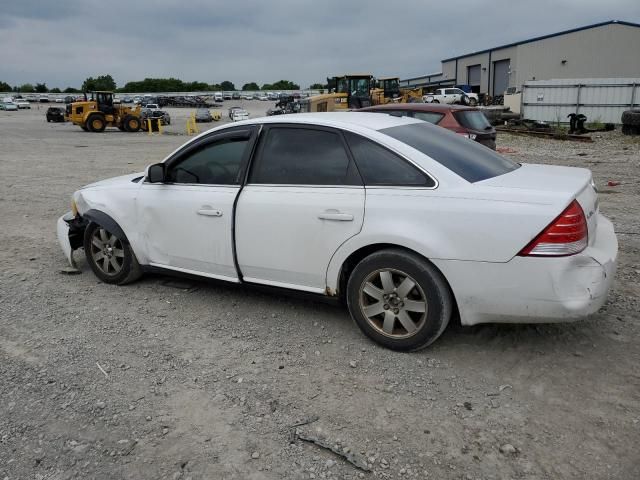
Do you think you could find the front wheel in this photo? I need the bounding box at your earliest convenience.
[469,97,478,106]
[346,249,452,351]
[123,115,141,132]
[83,222,142,285]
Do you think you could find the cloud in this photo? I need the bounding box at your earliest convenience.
[0,0,638,89]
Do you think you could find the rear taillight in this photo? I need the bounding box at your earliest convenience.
[518,200,588,257]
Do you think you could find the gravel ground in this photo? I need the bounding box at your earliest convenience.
[1,107,639,480]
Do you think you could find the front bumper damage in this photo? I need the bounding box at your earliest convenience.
[56,212,87,268]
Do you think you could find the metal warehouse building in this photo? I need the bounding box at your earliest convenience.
[401,20,640,98]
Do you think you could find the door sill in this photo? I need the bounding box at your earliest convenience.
[148,263,240,283]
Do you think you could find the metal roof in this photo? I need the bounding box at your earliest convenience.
[441,20,640,62]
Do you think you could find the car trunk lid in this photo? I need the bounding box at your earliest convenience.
[479,163,599,247]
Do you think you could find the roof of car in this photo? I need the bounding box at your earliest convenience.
[360,103,477,113]
[247,112,423,131]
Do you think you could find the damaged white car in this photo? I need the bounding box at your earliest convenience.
[57,113,617,351]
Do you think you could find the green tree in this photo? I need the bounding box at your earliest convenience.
[19,83,35,92]
[82,74,116,92]
[220,80,235,91]
[35,83,48,93]
[49,87,61,93]
[0,81,11,92]
[242,82,260,91]
[262,80,300,90]
[63,87,80,93]
[309,83,326,89]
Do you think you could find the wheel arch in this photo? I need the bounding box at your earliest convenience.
[330,242,459,317]
[83,209,130,244]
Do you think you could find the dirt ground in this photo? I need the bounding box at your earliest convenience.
[1,106,639,480]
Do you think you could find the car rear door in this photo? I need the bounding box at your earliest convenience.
[136,127,257,281]
[235,124,365,292]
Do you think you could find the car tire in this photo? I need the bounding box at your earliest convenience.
[346,249,452,351]
[87,113,106,132]
[83,222,142,285]
[123,115,141,132]
[621,109,640,126]
[460,94,471,106]
[469,97,478,106]
[432,99,439,103]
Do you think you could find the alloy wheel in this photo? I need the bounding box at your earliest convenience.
[90,227,125,276]
[359,268,428,339]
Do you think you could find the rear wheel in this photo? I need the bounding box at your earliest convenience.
[83,222,142,285]
[87,113,106,132]
[346,249,452,351]
[469,97,478,106]
[123,115,141,132]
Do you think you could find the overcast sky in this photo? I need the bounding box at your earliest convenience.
[1,0,639,89]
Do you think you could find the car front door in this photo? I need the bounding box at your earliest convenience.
[136,127,256,281]
[235,125,365,292]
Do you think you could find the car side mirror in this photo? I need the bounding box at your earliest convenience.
[147,163,166,183]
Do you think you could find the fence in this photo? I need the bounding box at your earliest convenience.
[521,78,639,124]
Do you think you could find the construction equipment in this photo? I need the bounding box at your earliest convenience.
[299,75,375,113]
[66,91,142,132]
[371,77,402,104]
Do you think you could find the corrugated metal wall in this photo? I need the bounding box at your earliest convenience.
[522,78,640,123]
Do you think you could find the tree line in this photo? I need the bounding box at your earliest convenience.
[1,75,318,93]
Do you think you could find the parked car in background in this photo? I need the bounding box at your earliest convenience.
[229,107,249,121]
[55,98,64,103]
[141,109,171,126]
[232,92,241,100]
[223,92,233,100]
[15,98,31,109]
[122,96,133,103]
[46,107,65,122]
[64,96,76,104]
[360,103,497,150]
[194,108,213,122]
[39,95,50,103]
[214,92,224,102]
[243,94,253,100]
[57,112,617,352]
[1,101,19,111]
[424,88,479,106]
[143,103,159,110]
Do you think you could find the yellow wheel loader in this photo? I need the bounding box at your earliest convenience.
[66,91,142,132]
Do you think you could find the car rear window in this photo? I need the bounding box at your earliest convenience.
[380,122,519,183]
[413,111,445,124]
[453,110,492,131]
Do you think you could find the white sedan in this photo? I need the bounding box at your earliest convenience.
[57,113,617,351]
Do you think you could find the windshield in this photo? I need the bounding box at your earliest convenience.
[454,110,492,131]
[380,122,519,182]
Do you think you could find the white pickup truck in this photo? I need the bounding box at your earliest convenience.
[423,88,479,106]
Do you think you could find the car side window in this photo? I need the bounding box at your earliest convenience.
[413,112,445,124]
[249,127,361,185]
[166,138,249,185]
[345,132,435,187]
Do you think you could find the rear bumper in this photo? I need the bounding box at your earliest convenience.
[434,214,618,325]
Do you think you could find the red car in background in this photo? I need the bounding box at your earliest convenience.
[359,103,497,150]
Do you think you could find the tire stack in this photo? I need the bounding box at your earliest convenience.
[621,109,640,135]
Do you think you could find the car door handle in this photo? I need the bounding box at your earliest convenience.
[197,208,222,217]
[318,211,354,221]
